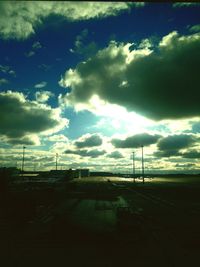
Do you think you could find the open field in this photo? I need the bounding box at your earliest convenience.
[0,176,200,267]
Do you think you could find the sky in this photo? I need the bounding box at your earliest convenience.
[0,1,200,174]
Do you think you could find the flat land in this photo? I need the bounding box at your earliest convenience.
[1,176,200,267]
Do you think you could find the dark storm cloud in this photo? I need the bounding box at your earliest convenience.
[154,150,181,158]
[65,149,77,155]
[60,32,200,120]
[0,91,68,144]
[106,151,123,159]
[181,150,200,159]
[81,149,106,158]
[157,134,197,151]
[7,137,36,146]
[155,134,199,158]
[111,133,161,149]
[75,134,102,148]
[65,149,106,158]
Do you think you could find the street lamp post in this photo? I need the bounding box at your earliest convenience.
[21,146,26,174]
[56,153,58,171]
[141,145,144,184]
[132,152,135,183]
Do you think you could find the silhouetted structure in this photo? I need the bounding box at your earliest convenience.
[77,169,90,178]
[0,167,19,193]
[21,146,26,172]
[90,171,114,177]
[55,153,58,171]
[40,168,90,180]
[132,151,135,183]
[141,145,144,184]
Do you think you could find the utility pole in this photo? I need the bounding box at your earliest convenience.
[56,153,58,171]
[132,152,135,183]
[33,162,36,172]
[21,146,26,174]
[141,145,144,184]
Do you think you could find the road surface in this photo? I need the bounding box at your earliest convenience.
[1,176,200,267]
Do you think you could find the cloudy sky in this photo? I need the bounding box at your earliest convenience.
[0,1,200,174]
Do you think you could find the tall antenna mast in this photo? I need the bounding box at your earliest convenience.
[132,151,135,183]
[141,145,144,184]
[56,153,58,171]
[21,146,26,174]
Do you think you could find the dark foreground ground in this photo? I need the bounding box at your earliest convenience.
[0,176,200,267]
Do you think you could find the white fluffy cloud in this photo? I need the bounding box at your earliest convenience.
[0,91,68,145]
[70,28,98,57]
[34,81,47,89]
[25,41,42,57]
[173,3,200,7]
[0,64,16,76]
[189,24,200,33]
[32,41,42,50]
[0,2,143,40]
[35,90,54,103]
[59,40,151,107]
[48,134,68,142]
[59,31,200,121]
[0,78,9,86]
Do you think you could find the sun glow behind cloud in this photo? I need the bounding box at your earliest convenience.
[78,94,155,135]
[1,2,200,173]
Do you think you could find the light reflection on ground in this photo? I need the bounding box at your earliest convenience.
[77,176,200,186]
